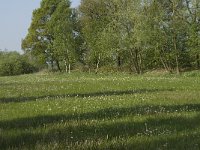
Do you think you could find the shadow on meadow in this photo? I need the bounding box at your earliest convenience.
[0,88,173,103]
[1,104,200,149]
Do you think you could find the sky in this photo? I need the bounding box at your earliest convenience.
[0,0,80,53]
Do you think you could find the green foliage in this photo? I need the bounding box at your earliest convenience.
[21,0,200,74]
[0,51,37,76]
[78,0,200,74]
[22,0,75,72]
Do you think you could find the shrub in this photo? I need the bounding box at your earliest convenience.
[0,51,38,76]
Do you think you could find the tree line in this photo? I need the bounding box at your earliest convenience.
[22,0,200,74]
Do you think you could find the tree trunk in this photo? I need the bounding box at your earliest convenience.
[138,53,142,74]
[117,55,121,67]
[129,49,140,74]
[68,64,71,74]
[160,56,172,73]
[172,1,180,75]
[134,49,142,74]
[134,49,139,74]
[51,60,54,70]
[196,54,200,69]
[55,60,61,72]
[175,54,180,74]
[160,56,168,71]
[64,60,68,73]
[159,47,171,72]
[95,55,100,74]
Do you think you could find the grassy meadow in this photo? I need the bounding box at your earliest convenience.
[0,71,200,149]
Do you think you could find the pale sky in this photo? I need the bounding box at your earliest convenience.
[0,0,81,52]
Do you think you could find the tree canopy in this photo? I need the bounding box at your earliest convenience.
[22,0,200,74]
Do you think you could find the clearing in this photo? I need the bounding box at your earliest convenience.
[0,72,200,149]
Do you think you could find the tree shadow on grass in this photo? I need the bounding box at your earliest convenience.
[1,104,200,149]
[0,103,200,130]
[108,131,200,150]
[0,88,173,103]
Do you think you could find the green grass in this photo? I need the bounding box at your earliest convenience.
[0,72,200,149]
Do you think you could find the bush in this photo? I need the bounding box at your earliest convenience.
[0,51,38,76]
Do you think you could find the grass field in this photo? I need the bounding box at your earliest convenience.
[0,72,200,150]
